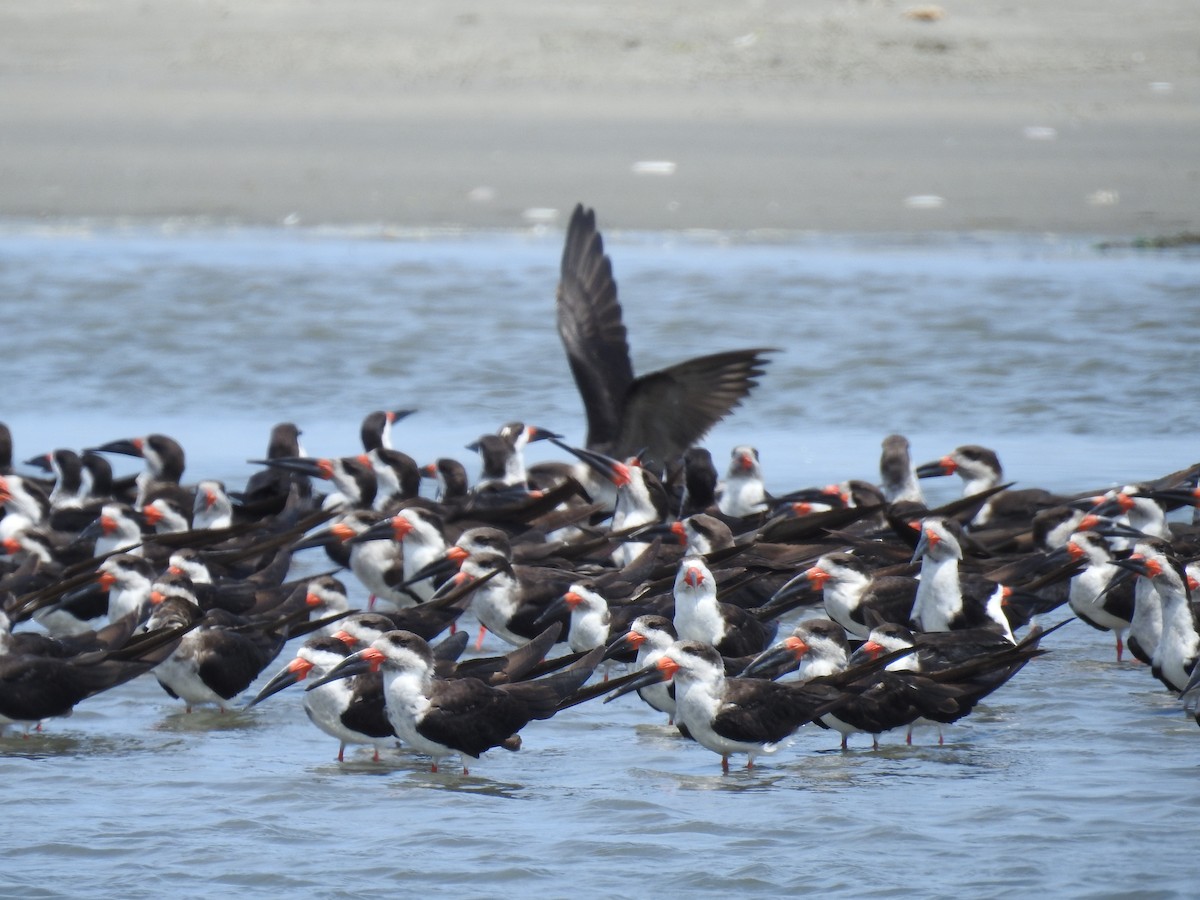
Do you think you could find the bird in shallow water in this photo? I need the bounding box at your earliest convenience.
[308,630,603,774]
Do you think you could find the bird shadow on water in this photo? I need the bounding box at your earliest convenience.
[396,770,528,800]
[310,752,529,798]
[795,738,1021,789]
[0,730,179,760]
[152,708,263,733]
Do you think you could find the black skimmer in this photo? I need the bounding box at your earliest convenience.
[554,441,668,567]
[556,203,773,474]
[254,454,377,513]
[429,549,573,649]
[0,614,192,734]
[1124,543,1166,668]
[308,631,602,773]
[716,445,770,519]
[192,480,234,531]
[143,575,290,712]
[247,634,395,761]
[849,620,1055,744]
[880,434,925,505]
[602,615,679,721]
[421,458,470,505]
[89,433,190,511]
[81,502,146,559]
[605,639,863,771]
[678,447,719,518]
[742,617,1020,749]
[536,584,655,658]
[672,556,773,658]
[330,615,564,689]
[1113,547,1198,692]
[1086,486,1173,542]
[233,422,312,521]
[773,552,918,640]
[23,448,102,532]
[916,444,1065,528]
[468,422,562,492]
[537,584,615,654]
[1064,531,1134,661]
[909,517,1016,640]
[0,473,50,535]
[348,507,449,604]
[294,510,413,609]
[143,497,191,535]
[360,408,415,454]
[31,548,158,637]
[743,618,855,682]
[95,553,157,623]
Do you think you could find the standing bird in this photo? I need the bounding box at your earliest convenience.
[1064,530,1134,661]
[247,634,394,762]
[909,517,1015,640]
[308,631,602,774]
[1113,548,1199,693]
[142,575,290,712]
[605,640,855,772]
[603,615,679,721]
[556,204,773,475]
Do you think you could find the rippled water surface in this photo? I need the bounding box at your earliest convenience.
[2,223,1200,898]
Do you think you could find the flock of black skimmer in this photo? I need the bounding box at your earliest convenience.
[2,204,1198,775]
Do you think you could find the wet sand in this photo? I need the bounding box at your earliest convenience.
[2,1,1197,234]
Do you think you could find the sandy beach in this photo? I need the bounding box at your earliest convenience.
[1,0,1197,234]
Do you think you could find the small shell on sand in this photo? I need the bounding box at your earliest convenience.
[904,5,945,21]
[631,161,678,176]
[904,194,946,209]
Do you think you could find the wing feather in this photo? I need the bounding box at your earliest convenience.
[618,349,774,468]
[556,204,634,451]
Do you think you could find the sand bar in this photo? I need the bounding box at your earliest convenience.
[2,0,1197,234]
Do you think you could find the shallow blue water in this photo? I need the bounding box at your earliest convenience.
[2,222,1200,898]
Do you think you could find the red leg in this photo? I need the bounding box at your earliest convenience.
[475,625,487,651]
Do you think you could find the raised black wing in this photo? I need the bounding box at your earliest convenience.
[618,349,773,469]
[556,204,634,452]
